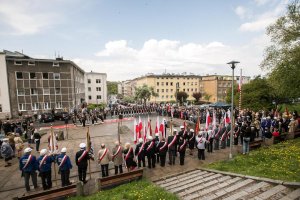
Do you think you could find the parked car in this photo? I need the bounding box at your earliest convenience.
[39,113,54,123]
[54,112,70,121]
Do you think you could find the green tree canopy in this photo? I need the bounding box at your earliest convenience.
[261,0,300,100]
[176,91,189,105]
[192,92,202,102]
[134,84,158,104]
[107,81,118,95]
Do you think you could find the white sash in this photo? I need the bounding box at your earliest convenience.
[99,148,108,162]
[22,155,32,170]
[168,135,177,148]
[39,155,48,169]
[58,155,68,168]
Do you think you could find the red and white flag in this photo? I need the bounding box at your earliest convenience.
[205,110,211,130]
[159,119,165,138]
[147,116,152,136]
[138,116,143,139]
[143,119,147,142]
[212,110,217,130]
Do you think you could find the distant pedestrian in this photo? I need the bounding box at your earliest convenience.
[1,138,13,167]
[33,129,41,152]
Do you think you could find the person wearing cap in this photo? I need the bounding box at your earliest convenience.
[144,136,156,168]
[154,133,160,164]
[123,143,137,171]
[187,129,195,155]
[220,125,228,149]
[111,141,123,175]
[214,124,221,150]
[177,135,187,165]
[75,143,92,184]
[196,132,207,160]
[19,147,38,192]
[57,147,72,187]
[97,144,110,177]
[157,137,168,167]
[206,129,214,153]
[134,138,146,168]
[37,149,54,190]
[167,130,178,165]
[1,138,14,167]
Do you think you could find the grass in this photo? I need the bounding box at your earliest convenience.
[69,180,179,200]
[207,138,300,182]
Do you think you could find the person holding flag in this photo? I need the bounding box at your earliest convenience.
[112,141,123,175]
[56,147,72,187]
[37,149,54,190]
[97,144,110,177]
[186,129,195,155]
[157,137,168,167]
[123,143,137,172]
[167,129,178,165]
[134,138,146,168]
[75,143,92,184]
[19,147,38,192]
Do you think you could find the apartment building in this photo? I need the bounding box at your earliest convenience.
[0,50,85,119]
[85,72,107,104]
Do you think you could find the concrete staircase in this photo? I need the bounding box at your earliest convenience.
[154,169,300,200]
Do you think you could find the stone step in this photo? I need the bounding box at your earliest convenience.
[155,170,202,185]
[202,178,254,200]
[164,171,212,190]
[279,188,300,200]
[170,173,223,194]
[250,185,288,200]
[222,182,271,200]
[180,176,233,200]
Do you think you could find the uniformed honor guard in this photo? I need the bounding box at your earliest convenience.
[158,137,168,167]
[154,133,160,163]
[233,123,240,145]
[187,129,195,155]
[178,136,187,165]
[112,141,123,175]
[214,124,221,150]
[167,129,178,165]
[75,143,91,184]
[19,147,38,192]
[220,126,227,149]
[57,147,72,187]
[123,143,137,171]
[226,125,231,147]
[207,130,214,153]
[145,136,156,168]
[37,149,54,190]
[134,138,146,168]
[97,144,110,177]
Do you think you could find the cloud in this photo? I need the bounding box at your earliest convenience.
[73,38,268,81]
[239,0,287,32]
[254,0,275,6]
[0,0,61,35]
[235,6,247,19]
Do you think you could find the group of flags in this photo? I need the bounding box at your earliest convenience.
[133,116,166,143]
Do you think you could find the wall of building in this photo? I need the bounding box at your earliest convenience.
[85,72,107,104]
[0,53,11,119]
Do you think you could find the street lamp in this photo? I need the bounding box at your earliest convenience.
[227,60,239,159]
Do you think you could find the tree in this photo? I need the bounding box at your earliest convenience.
[261,0,300,100]
[107,81,118,95]
[226,76,274,111]
[134,84,157,104]
[192,92,202,102]
[203,93,212,102]
[175,91,189,105]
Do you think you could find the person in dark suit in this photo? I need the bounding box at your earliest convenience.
[167,129,178,165]
[134,138,145,168]
[75,143,92,184]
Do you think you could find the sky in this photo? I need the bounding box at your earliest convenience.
[0,0,290,81]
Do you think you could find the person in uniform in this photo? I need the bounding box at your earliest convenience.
[97,144,110,177]
[207,129,214,153]
[57,147,72,187]
[177,136,187,165]
[112,141,123,175]
[157,137,168,167]
[123,143,137,171]
[144,136,156,168]
[220,125,227,149]
[196,132,207,160]
[19,147,38,192]
[134,138,146,168]
[214,124,221,150]
[226,124,231,147]
[154,133,160,164]
[233,123,240,145]
[75,143,92,184]
[167,129,178,165]
[37,149,54,190]
[187,129,195,155]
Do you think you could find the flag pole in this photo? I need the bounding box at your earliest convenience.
[51,126,58,187]
[239,68,242,111]
[87,127,92,180]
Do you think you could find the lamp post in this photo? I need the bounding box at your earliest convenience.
[227,60,239,159]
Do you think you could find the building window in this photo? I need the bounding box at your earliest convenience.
[96,79,101,83]
[171,89,173,92]
[32,103,39,110]
[157,89,159,92]
[161,82,164,86]
[96,87,101,91]
[187,89,189,92]
[28,61,35,66]
[195,88,197,92]
[19,103,26,111]
[157,82,159,86]
[17,89,25,96]
[195,82,197,85]
[44,102,50,110]
[191,88,193,92]
[88,95,92,100]
[55,88,61,94]
[43,88,50,95]
[56,102,62,109]
[53,73,60,79]
[171,95,173,98]
[53,62,59,67]
[166,89,169,92]
[43,73,48,79]
[88,87,91,92]
[16,72,23,79]
[183,89,185,92]
[162,95,164,99]
[88,79,91,84]
[14,60,22,65]
[30,72,36,79]
[162,89,164,92]
[97,95,102,99]
[166,82,168,86]
[30,88,38,95]
[170,82,173,86]
[166,95,169,98]
[183,82,186,86]
[0,104,2,112]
